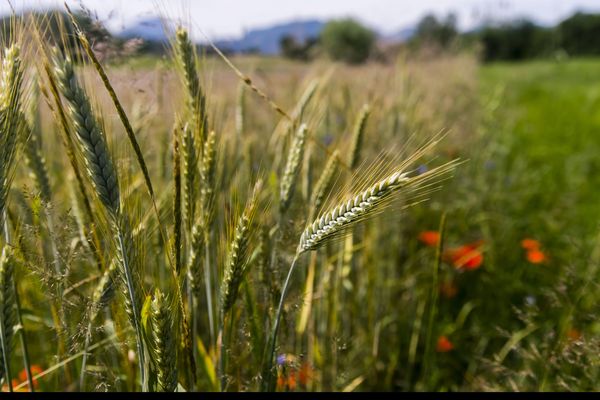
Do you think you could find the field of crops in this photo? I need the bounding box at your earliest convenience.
[0,15,599,392]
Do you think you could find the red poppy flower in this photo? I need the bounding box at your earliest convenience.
[18,365,43,388]
[526,249,546,264]
[299,362,313,386]
[521,238,541,251]
[418,231,440,247]
[2,379,29,392]
[436,335,454,352]
[287,370,297,391]
[445,240,484,270]
[276,373,286,391]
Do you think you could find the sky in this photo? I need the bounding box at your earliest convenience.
[2,0,600,40]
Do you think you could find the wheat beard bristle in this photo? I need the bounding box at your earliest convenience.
[299,171,410,253]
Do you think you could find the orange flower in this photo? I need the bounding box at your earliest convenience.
[418,231,440,247]
[2,379,29,392]
[436,335,454,352]
[18,364,43,388]
[439,281,458,299]
[445,240,484,270]
[567,328,581,341]
[521,238,541,251]
[276,373,286,391]
[287,370,297,391]
[298,362,313,386]
[526,249,546,264]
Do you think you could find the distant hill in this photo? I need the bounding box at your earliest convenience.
[117,17,324,55]
[215,19,325,54]
[117,17,172,43]
[115,17,422,55]
[383,26,416,43]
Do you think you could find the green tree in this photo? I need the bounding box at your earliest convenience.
[320,18,375,64]
[414,13,458,48]
[558,13,600,56]
[279,34,317,61]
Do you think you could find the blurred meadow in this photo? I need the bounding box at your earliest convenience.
[0,2,599,393]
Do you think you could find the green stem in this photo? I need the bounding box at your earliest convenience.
[262,253,300,391]
[218,316,226,391]
[204,234,215,346]
[13,279,33,392]
[421,212,446,384]
[79,319,93,390]
[0,297,12,392]
[1,213,13,392]
[115,228,146,391]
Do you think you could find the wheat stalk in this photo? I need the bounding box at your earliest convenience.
[52,49,149,389]
[235,84,245,139]
[264,154,460,390]
[80,261,118,389]
[219,180,262,389]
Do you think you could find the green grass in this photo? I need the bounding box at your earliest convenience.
[481,58,600,234]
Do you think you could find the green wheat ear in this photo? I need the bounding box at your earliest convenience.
[348,104,371,170]
[280,123,308,214]
[150,289,178,392]
[52,48,120,216]
[0,44,24,228]
[175,27,208,141]
[0,246,17,383]
[220,180,262,315]
[299,160,459,253]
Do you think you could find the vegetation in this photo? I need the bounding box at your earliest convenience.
[0,6,599,393]
[320,18,375,64]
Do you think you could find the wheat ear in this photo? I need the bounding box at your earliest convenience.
[348,104,371,170]
[279,123,308,214]
[150,290,178,392]
[186,222,204,300]
[299,162,457,253]
[181,123,198,230]
[0,44,23,230]
[52,49,120,215]
[200,130,216,228]
[0,246,16,387]
[220,180,262,315]
[175,27,207,142]
[310,149,340,217]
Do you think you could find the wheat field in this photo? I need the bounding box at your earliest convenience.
[0,9,598,393]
